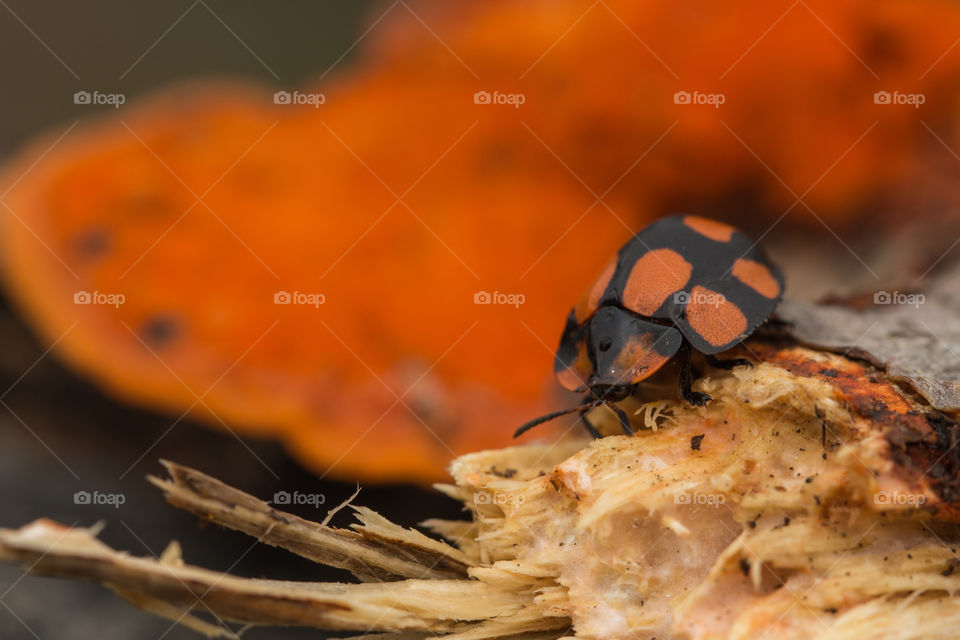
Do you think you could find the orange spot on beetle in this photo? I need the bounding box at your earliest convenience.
[685,285,747,347]
[557,341,592,391]
[574,256,617,323]
[556,366,582,391]
[732,258,780,298]
[622,248,692,316]
[611,332,672,384]
[684,216,735,242]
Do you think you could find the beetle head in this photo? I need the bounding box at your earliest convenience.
[585,306,683,388]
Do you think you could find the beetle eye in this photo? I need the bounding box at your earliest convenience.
[598,337,613,352]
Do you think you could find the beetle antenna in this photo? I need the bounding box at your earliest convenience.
[514,401,598,438]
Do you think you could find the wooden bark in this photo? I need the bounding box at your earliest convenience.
[4,340,960,638]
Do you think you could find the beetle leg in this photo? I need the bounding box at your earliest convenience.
[679,342,712,406]
[706,354,753,370]
[578,407,603,439]
[609,403,635,436]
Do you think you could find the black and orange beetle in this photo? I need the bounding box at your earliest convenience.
[516,214,784,438]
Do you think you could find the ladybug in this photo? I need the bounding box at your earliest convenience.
[516,214,784,438]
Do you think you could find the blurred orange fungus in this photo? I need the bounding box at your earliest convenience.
[4,0,960,482]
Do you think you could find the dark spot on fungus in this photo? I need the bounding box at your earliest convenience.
[73,227,111,260]
[140,315,180,347]
[691,434,705,451]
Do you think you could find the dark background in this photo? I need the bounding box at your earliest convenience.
[0,3,467,638]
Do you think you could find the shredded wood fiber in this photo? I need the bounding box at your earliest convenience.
[2,346,960,639]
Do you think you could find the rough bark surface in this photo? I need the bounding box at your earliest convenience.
[3,341,960,638]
